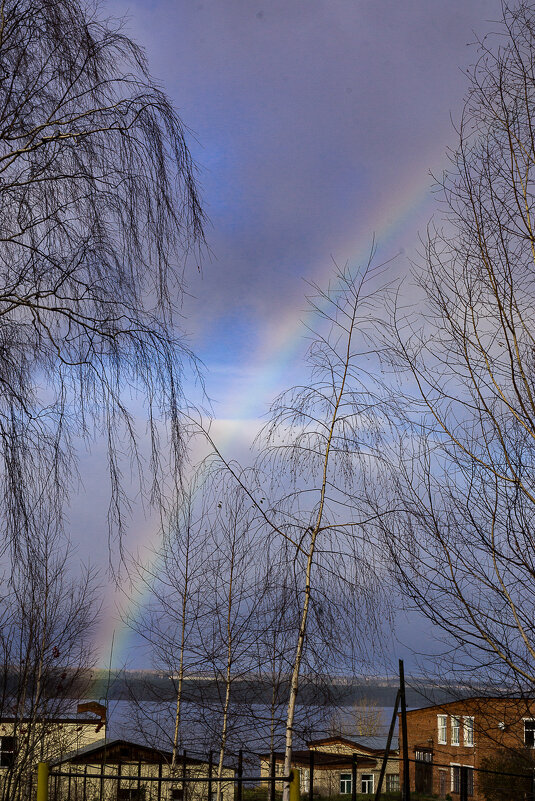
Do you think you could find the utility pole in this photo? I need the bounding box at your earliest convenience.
[399,660,411,801]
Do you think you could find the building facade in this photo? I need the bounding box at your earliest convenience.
[399,697,535,800]
[260,735,399,796]
[52,739,235,801]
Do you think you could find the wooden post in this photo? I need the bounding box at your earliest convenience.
[399,659,411,801]
[289,769,300,801]
[36,762,49,801]
[309,749,314,801]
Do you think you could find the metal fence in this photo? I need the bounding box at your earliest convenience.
[35,751,297,801]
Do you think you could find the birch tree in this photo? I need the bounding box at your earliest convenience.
[202,260,392,800]
[0,0,204,560]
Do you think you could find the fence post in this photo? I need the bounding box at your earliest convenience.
[289,769,300,801]
[37,762,49,801]
[237,749,243,801]
[208,750,213,801]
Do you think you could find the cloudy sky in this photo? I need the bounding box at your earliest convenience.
[80,0,504,669]
[105,0,504,424]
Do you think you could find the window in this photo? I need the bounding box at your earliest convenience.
[117,791,144,801]
[525,720,535,747]
[438,714,447,744]
[451,765,473,796]
[415,751,433,794]
[464,717,474,746]
[361,774,374,794]
[386,775,399,792]
[301,769,309,794]
[339,773,352,794]
[0,737,15,768]
[415,750,432,762]
[451,765,460,794]
[466,768,474,796]
[451,716,460,745]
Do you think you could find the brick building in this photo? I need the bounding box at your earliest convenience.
[399,697,535,799]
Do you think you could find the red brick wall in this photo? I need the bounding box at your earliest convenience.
[399,697,535,800]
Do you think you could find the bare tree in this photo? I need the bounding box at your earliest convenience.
[329,696,384,738]
[124,481,208,768]
[374,0,535,692]
[0,522,99,801]
[0,0,204,560]
[200,259,392,800]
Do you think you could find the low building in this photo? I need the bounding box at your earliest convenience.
[260,735,399,796]
[0,703,106,798]
[399,696,535,800]
[51,739,235,801]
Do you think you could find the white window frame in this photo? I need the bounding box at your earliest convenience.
[451,716,460,746]
[360,774,374,794]
[301,769,310,793]
[464,716,474,747]
[524,718,535,747]
[437,714,447,745]
[339,773,352,794]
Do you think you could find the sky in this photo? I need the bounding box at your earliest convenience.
[74,0,505,670]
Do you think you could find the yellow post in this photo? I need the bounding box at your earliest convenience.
[37,762,49,801]
[289,768,300,801]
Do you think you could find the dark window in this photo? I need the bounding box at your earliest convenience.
[0,737,15,767]
[415,750,433,794]
[452,766,460,794]
[451,766,473,797]
[171,791,184,801]
[466,768,474,796]
[386,775,399,792]
[525,720,535,747]
[117,790,144,801]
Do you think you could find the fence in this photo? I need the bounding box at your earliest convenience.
[26,747,535,801]
[34,751,298,801]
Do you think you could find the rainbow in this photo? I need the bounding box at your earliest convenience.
[91,148,447,677]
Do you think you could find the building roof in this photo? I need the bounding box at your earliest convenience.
[403,696,535,714]
[264,750,377,769]
[52,739,233,769]
[0,717,103,725]
[308,735,398,755]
